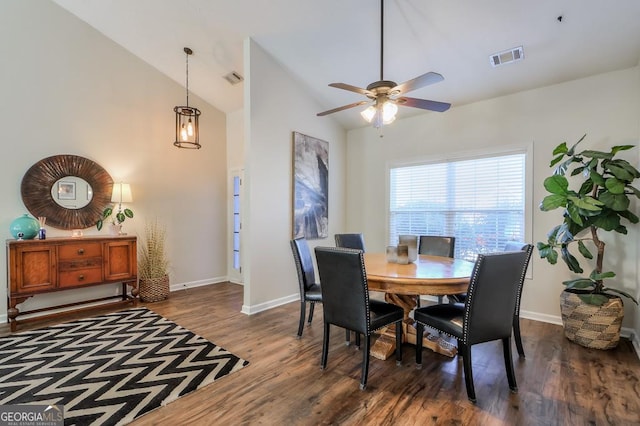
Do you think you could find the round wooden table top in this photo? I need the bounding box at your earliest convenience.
[364,253,475,296]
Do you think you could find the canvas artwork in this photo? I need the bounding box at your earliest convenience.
[293,132,328,239]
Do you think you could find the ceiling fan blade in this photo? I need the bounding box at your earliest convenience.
[328,83,373,96]
[397,97,451,112]
[317,101,369,117]
[393,72,444,95]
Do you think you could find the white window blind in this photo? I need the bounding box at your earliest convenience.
[389,152,526,261]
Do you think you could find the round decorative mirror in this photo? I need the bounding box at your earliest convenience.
[50,176,93,210]
[21,155,113,230]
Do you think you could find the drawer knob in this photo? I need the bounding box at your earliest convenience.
[78,249,85,255]
[78,275,84,281]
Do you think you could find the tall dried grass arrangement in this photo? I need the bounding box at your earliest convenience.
[139,219,169,280]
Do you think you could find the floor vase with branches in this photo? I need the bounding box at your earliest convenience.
[139,219,170,302]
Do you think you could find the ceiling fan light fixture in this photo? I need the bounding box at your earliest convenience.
[361,106,377,122]
[361,101,397,128]
[317,0,450,124]
[382,101,398,122]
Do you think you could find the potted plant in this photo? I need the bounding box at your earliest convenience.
[138,219,170,302]
[96,206,134,234]
[537,134,639,349]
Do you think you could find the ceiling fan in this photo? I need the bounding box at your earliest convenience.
[317,0,451,128]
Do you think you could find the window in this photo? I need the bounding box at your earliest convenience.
[389,150,528,261]
[232,175,241,271]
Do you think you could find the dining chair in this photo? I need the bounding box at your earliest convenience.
[334,233,366,251]
[418,235,455,303]
[334,232,366,346]
[290,237,323,338]
[315,246,403,390]
[414,250,531,403]
[418,235,455,257]
[448,242,533,357]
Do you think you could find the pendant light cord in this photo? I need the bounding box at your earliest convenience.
[185,50,190,107]
[380,0,384,81]
[184,47,193,107]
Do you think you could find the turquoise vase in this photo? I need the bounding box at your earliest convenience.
[10,214,40,240]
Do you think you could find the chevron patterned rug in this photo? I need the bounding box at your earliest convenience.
[0,307,248,425]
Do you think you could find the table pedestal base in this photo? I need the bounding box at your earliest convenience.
[369,294,457,361]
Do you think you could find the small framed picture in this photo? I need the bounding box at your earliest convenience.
[58,181,76,200]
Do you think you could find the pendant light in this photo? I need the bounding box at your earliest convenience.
[174,47,201,149]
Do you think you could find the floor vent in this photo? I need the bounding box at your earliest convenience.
[489,46,524,67]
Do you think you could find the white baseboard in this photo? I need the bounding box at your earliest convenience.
[519,309,563,326]
[169,276,228,292]
[241,293,298,315]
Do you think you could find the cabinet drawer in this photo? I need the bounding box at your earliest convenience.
[58,243,102,259]
[59,268,102,287]
[59,257,102,271]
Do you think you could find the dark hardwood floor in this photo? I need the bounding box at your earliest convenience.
[3,283,639,425]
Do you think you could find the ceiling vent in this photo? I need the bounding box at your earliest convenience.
[489,46,524,67]
[223,71,244,85]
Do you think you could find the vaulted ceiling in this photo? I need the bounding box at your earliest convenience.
[52,0,640,130]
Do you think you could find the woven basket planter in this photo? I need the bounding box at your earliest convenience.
[560,290,624,350]
[139,275,170,303]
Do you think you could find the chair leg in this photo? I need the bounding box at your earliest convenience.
[297,301,306,338]
[513,315,525,357]
[415,322,424,366]
[345,329,351,346]
[502,337,518,393]
[321,322,330,370]
[460,342,476,403]
[308,302,315,324]
[360,335,371,390]
[355,332,361,348]
[437,295,444,304]
[395,321,402,365]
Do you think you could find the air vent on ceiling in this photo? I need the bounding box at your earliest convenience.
[489,46,524,67]
[223,71,244,85]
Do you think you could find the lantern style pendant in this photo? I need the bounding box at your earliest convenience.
[174,47,201,149]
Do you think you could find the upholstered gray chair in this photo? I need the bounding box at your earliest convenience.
[414,250,530,403]
[448,242,533,357]
[290,237,323,338]
[315,246,403,390]
[418,235,455,303]
[418,235,455,257]
[334,233,366,251]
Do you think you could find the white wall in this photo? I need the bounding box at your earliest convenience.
[636,64,640,346]
[0,1,228,318]
[242,39,347,312]
[347,67,640,331]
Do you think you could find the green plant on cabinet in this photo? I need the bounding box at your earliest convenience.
[96,206,134,231]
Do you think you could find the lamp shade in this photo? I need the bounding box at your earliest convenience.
[111,183,133,204]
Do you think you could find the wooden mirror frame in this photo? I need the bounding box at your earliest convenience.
[21,155,113,230]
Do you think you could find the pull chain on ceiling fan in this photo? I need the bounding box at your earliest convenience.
[317,0,451,128]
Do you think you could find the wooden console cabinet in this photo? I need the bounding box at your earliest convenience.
[7,235,138,331]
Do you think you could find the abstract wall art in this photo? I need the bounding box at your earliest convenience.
[292,132,328,239]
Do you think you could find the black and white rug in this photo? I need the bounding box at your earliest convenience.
[0,308,248,425]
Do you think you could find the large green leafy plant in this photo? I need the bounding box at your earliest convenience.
[537,135,640,306]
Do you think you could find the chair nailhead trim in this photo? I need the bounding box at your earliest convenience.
[462,254,485,344]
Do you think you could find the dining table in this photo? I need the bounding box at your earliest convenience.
[363,252,476,360]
